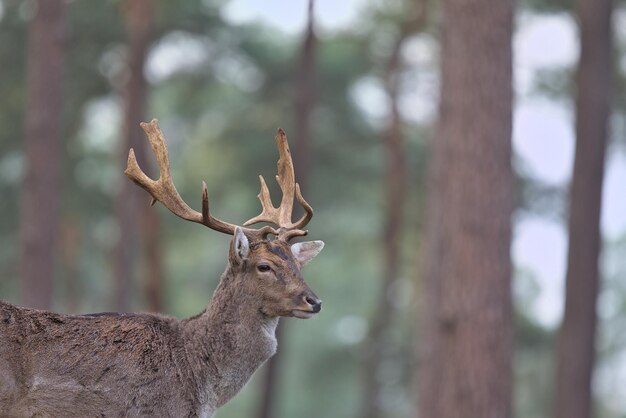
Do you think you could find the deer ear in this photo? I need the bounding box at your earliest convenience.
[291,241,324,267]
[233,227,250,261]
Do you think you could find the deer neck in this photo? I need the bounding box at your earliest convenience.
[183,266,278,408]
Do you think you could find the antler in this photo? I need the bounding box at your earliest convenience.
[243,128,313,241]
[125,119,277,240]
[125,120,313,242]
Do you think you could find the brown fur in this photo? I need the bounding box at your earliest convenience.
[0,238,320,417]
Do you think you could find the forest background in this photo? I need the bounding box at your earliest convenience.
[0,0,625,417]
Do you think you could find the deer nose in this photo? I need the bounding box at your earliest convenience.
[305,296,322,313]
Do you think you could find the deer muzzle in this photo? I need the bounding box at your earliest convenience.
[292,291,322,319]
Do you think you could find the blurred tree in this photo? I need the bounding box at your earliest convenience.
[130,0,165,314]
[113,0,160,312]
[20,0,66,310]
[554,0,613,417]
[0,5,28,299]
[416,0,514,417]
[359,3,427,418]
[292,0,316,184]
[60,218,81,313]
[256,2,317,417]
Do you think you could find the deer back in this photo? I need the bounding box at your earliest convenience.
[0,301,204,417]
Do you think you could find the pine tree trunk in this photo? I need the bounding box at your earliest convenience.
[20,0,65,310]
[113,0,158,312]
[554,0,612,417]
[256,2,316,417]
[416,0,514,417]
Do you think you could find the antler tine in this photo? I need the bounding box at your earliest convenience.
[276,185,313,240]
[292,182,313,230]
[200,181,244,235]
[275,128,296,225]
[279,228,309,241]
[242,175,279,226]
[125,119,240,236]
[244,128,314,239]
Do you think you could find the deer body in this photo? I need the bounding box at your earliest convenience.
[0,303,197,417]
[0,121,324,417]
[0,271,275,417]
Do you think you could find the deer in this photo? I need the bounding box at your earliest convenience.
[0,119,324,418]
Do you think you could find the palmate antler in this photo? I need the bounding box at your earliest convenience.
[124,119,313,241]
[243,128,313,241]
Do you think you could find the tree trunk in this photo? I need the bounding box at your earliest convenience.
[554,1,612,417]
[20,0,65,310]
[256,2,316,417]
[61,217,81,313]
[416,0,514,417]
[292,0,316,183]
[142,211,164,312]
[113,0,159,312]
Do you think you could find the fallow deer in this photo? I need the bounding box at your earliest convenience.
[0,119,324,417]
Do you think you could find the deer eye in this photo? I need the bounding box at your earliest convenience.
[257,264,271,273]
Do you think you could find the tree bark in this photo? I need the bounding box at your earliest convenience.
[416,0,514,417]
[256,2,316,417]
[20,0,65,310]
[554,0,612,417]
[113,0,159,312]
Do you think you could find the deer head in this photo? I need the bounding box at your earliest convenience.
[228,228,323,318]
[125,119,324,318]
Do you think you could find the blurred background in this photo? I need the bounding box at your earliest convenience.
[0,0,625,417]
